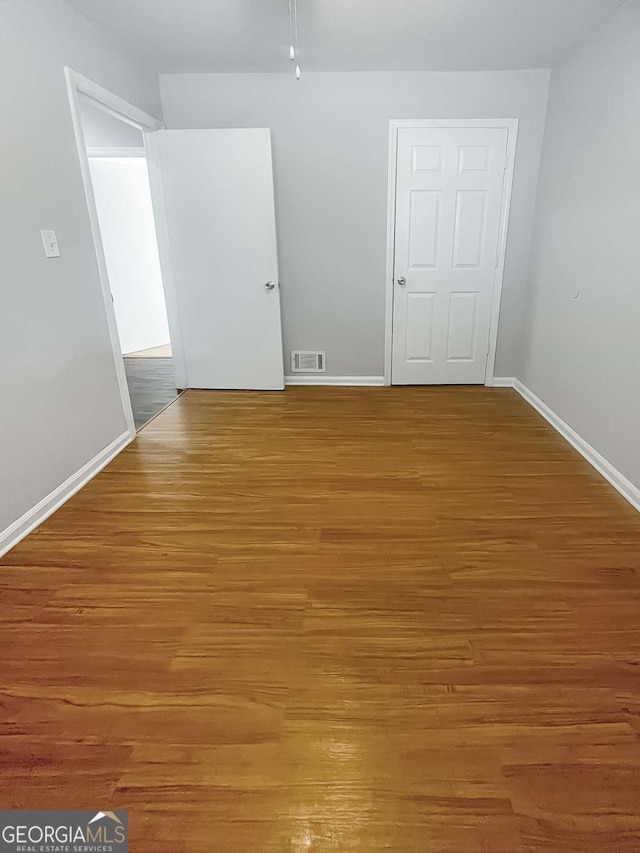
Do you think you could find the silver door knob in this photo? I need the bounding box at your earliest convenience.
[397,276,406,286]
[265,281,276,290]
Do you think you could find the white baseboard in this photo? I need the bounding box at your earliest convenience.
[0,430,133,558]
[491,376,516,388]
[4,375,636,561]
[510,379,640,513]
[285,375,385,386]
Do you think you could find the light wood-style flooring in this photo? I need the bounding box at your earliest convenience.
[2,386,640,851]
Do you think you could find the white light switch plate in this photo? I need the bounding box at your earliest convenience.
[40,230,61,258]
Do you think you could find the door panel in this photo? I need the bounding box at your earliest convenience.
[446,292,478,361]
[405,293,436,361]
[153,129,284,390]
[452,191,487,268]
[409,191,439,268]
[392,126,509,385]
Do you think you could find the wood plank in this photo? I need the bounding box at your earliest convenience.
[2,386,640,851]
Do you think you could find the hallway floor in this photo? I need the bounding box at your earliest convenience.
[2,387,640,851]
[123,355,179,429]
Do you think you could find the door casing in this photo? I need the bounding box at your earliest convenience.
[65,68,187,440]
[384,119,518,387]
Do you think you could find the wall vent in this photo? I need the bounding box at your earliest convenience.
[290,350,326,373]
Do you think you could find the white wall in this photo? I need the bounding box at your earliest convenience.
[160,70,550,377]
[520,1,640,492]
[79,94,144,148]
[89,157,170,355]
[0,0,161,541]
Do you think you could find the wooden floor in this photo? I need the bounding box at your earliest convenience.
[2,386,640,852]
[123,356,179,430]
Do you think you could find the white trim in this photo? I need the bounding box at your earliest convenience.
[87,146,147,158]
[69,69,164,132]
[66,68,136,437]
[383,120,399,386]
[0,431,132,557]
[462,374,639,511]
[285,375,385,386]
[144,132,189,389]
[491,376,516,387]
[486,124,518,386]
[64,68,189,410]
[383,118,519,387]
[511,379,640,513]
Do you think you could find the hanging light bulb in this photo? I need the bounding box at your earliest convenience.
[288,0,296,65]
[288,0,302,80]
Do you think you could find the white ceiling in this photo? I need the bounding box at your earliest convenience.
[67,0,620,73]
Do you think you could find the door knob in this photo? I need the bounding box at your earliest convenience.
[397,276,406,286]
[265,281,276,290]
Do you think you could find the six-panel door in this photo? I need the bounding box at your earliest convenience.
[391,127,508,384]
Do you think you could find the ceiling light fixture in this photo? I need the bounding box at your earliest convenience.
[288,0,301,79]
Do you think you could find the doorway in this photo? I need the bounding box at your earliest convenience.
[78,95,180,430]
[67,69,285,421]
[384,120,518,386]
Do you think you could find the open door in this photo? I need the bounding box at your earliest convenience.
[150,128,284,390]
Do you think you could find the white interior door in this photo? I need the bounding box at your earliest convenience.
[391,126,509,384]
[152,128,284,390]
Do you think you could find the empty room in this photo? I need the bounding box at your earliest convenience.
[1,0,639,850]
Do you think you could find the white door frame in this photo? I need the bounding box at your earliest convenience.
[64,68,187,438]
[384,118,518,387]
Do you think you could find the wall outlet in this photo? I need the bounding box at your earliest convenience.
[40,230,61,258]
